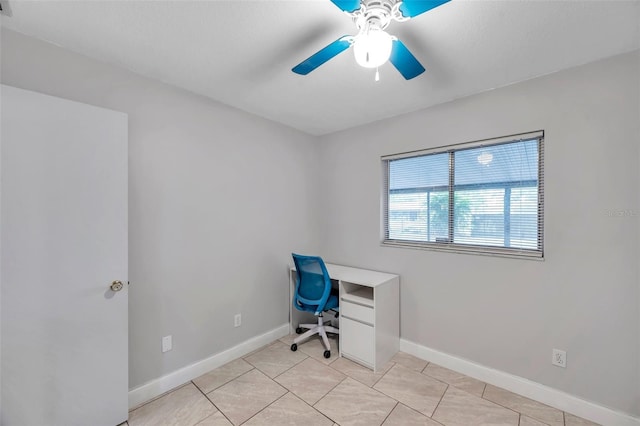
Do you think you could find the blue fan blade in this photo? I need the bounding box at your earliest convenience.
[389,39,425,80]
[399,0,450,18]
[329,0,361,13]
[292,36,353,75]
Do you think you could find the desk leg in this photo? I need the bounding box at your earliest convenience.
[338,280,343,359]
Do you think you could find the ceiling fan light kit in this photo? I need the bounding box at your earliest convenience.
[353,28,393,68]
[292,0,450,80]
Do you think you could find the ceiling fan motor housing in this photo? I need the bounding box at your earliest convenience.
[352,0,401,32]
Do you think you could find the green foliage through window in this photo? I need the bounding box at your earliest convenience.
[383,134,543,257]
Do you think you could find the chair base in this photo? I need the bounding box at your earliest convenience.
[293,314,339,353]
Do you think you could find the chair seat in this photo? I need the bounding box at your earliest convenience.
[295,293,338,313]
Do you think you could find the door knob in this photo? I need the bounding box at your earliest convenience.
[110,280,124,292]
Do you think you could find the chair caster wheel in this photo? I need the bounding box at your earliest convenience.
[295,327,303,334]
[323,350,330,359]
[291,343,298,352]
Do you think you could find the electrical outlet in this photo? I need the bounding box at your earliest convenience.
[234,314,241,327]
[162,335,172,353]
[552,349,566,368]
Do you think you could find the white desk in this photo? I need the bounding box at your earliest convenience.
[289,263,399,372]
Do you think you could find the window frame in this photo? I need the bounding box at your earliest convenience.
[381,131,544,259]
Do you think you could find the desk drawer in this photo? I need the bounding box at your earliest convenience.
[341,317,374,366]
[341,300,374,325]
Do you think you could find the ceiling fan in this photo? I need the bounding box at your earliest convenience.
[292,0,450,81]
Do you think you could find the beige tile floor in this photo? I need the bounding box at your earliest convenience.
[126,335,601,426]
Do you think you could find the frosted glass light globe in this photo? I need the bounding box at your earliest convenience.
[353,29,393,68]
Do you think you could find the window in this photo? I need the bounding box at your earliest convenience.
[382,131,544,258]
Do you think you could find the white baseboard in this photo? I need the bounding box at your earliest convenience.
[400,339,640,426]
[128,323,290,410]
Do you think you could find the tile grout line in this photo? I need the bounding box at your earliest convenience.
[288,372,345,426]
[430,383,449,420]
[225,338,340,424]
[238,390,292,425]
[420,370,454,389]
[371,362,397,388]
[338,356,396,390]
[271,356,308,382]
[420,363,488,394]
[369,380,447,426]
[365,370,446,422]
[191,371,249,396]
[379,401,399,425]
[199,366,287,425]
[313,375,394,426]
[481,386,558,426]
[265,336,344,381]
[430,416,447,426]
[483,383,567,415]
[273,359,347,406]
[243,335,346,422]
[270,349,311,380]
[192,380,235,426]
[291,391,339,426]
[296,338,396,392]
[312,376,349,409]
[479,393,545,425]
[128,381,193,414]
[416,364,486,415]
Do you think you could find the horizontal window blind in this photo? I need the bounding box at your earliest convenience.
[382,132,544,258]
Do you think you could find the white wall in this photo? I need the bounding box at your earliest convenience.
[0,28,321,389]
[318,50,640,416]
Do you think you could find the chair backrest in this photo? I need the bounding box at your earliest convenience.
[292,253,332,313]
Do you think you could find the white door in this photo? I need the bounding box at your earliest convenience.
[1,85,128,426]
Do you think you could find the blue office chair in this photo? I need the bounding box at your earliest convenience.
[290,253,339,358]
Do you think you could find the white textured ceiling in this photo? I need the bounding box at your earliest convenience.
[2,0,639,135]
